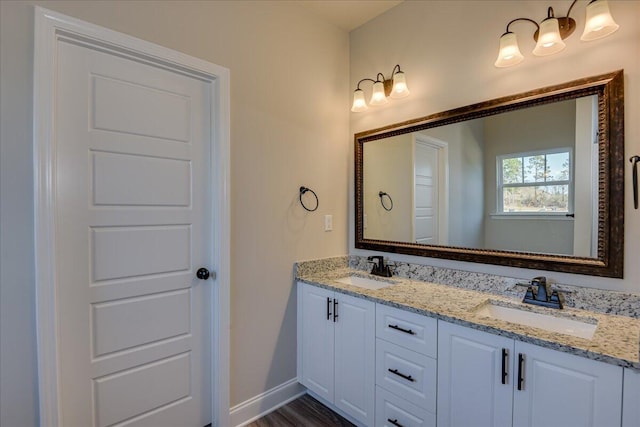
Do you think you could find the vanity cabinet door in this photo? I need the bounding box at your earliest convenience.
[513,341,623,427]
[437,321,514,427]
[334,292,375,426]
[298,283,335,403]
[297,283,375,426]
[623,368,640,427]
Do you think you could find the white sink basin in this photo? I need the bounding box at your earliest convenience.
[335,275,397,290]
[475,301,598,340]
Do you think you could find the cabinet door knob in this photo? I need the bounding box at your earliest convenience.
[196,268,210,280]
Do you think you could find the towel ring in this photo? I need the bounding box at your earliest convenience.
[299,186,319,212]
[379,191,393,211]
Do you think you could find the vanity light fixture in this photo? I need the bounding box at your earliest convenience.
[351,64,410,112]
[495,0,619,68]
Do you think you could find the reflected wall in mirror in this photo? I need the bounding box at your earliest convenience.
[355,71,624,277]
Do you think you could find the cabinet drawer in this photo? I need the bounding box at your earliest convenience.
[376,339,436,412]
[375,386,435,427]
[376,304,437,357]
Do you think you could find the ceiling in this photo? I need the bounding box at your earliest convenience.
[295,0,404,32]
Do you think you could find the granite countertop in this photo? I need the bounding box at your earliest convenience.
[296,265,640,370]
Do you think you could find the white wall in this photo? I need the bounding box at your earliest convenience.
[0,1,349,425]
[483,100,576,254]
[363,134,413,241]
[350,0,640,293]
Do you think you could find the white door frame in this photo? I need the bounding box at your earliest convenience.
[413,134,449,245]
[33,7,230,427]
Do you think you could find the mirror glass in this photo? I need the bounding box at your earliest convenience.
[363,96,597,256]
[355,71,624,278]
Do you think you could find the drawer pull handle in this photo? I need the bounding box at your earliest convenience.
[501,348,509,385]
[388,324,416,335]
[517,353,525,391]
[388,368,415,382]
[388,418,404,427]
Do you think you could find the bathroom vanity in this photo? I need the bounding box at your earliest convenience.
[319,63,633,427]
[295,257,640,427]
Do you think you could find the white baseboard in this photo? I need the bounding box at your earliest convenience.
[230,378,306,427]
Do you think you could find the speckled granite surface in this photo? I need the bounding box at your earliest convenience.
[294,256,640,370]
[294,256,349,277]
[349,256,640,317]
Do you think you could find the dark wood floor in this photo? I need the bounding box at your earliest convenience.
[246,394,355,427]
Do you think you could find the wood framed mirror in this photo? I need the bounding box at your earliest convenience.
[355,70,624,278]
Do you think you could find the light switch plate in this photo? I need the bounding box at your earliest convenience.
[324,215,333,231]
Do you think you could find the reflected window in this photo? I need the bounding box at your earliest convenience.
[497,148,572,214]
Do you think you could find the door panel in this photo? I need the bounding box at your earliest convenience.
[92,151,191,206]
[91,74,191,142]
[93,353,191,427]
[56,39,211,426]
[91,226,191,281]
[92,289,190,357]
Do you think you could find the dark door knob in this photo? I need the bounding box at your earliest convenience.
[196,268,210,280]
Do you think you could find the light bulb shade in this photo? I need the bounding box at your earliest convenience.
[390,72,410,99]
[369,81,388,106]
[494,32,524,67]
[581,0,619,41]
[351,89,368,112]
[533,18,566,56]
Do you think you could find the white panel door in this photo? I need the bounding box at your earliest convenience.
[437,321,514,427]
[334,293,375,426]
[299,283,335,403]
[414,143,438,244]
[56,39,212,426]
[513,341,623,427]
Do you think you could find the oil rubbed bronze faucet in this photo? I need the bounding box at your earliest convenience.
[522,276,563,309]
[367,256,392,278]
